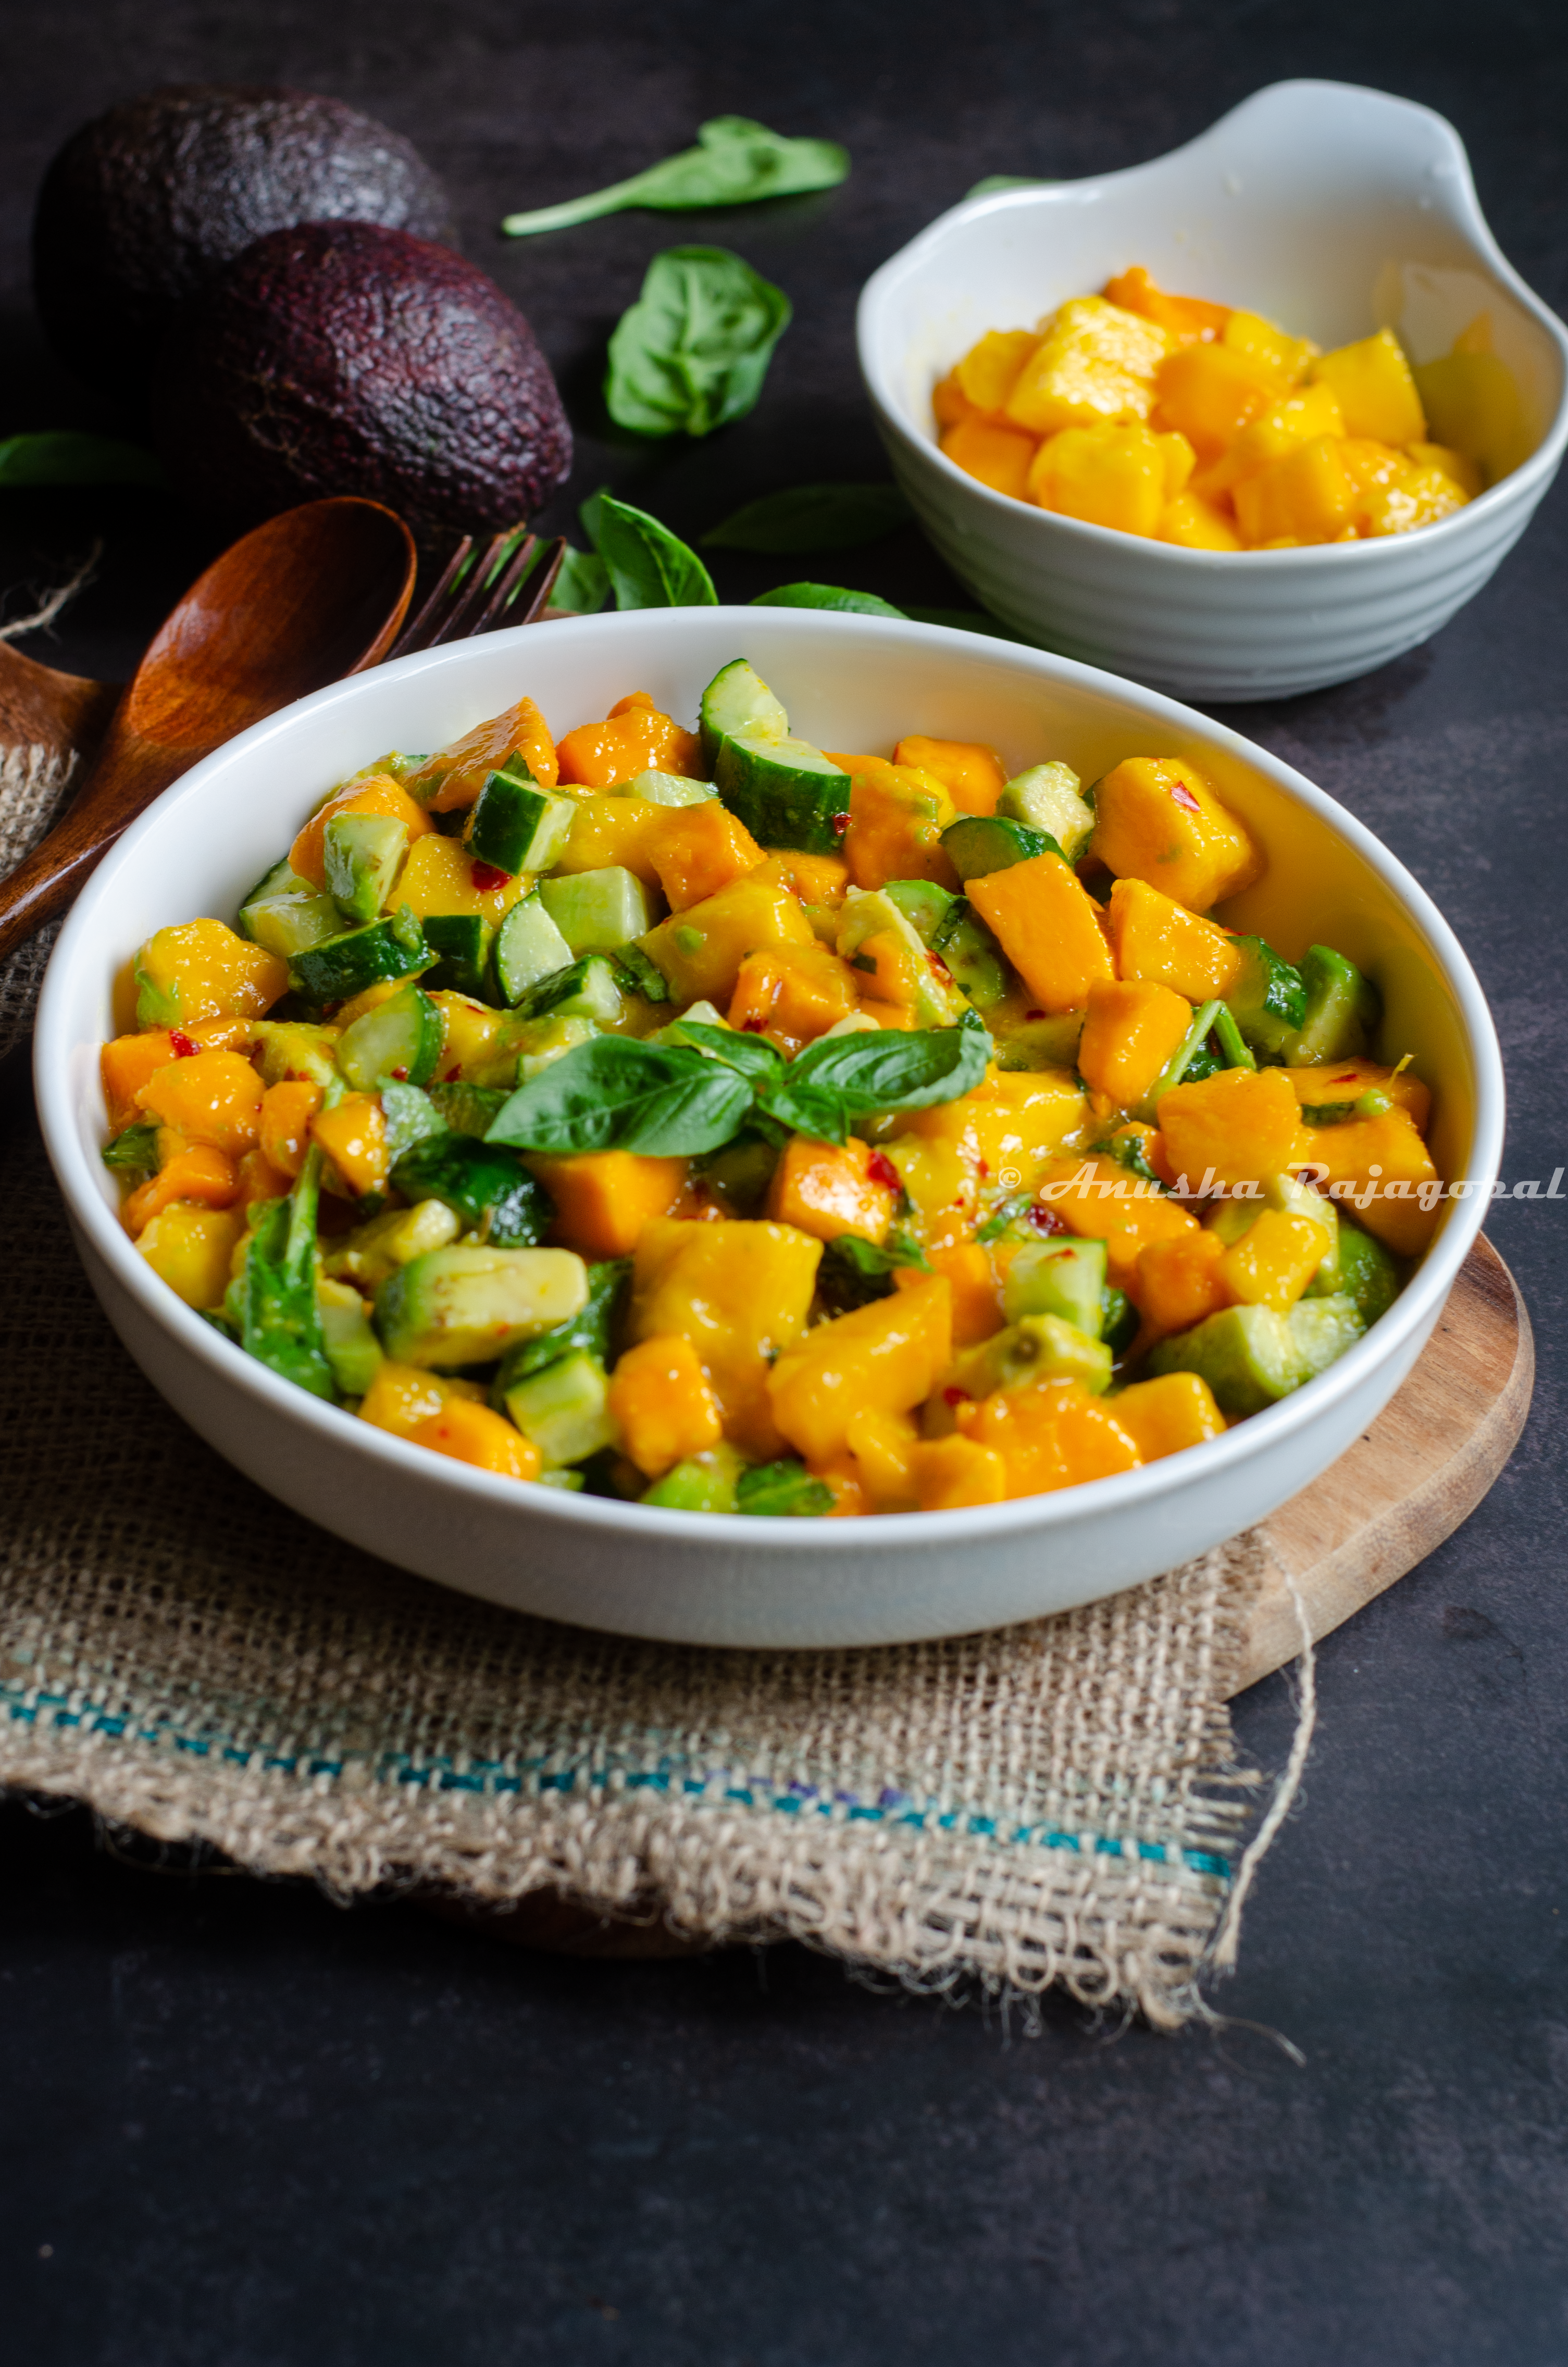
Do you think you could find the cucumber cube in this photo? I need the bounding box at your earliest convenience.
[421,914,491,999]
[289,911,432,1004]
[323,811,409,923]
[539,866,652,955]
[375,1244,589,1368]
[493,895,575,1006]
[951,1313,1112,1399]
[885,879,959,944]
[240,868,343,958]
[518,956,624,1026]
[1003,1238,1108,1335]
[940,814,1059,882]
[335,981,443,1090]
[465,769,575,876]
[389,1133,554,1248]
[699,657,789,768]
[641,1442,746,1512]
[713,734,850,854]
[378,1082,448,1164]
[1225,936,1307,1060]
[999,763,1093,861]
[501,1350,616,1466]
[1282,946,1382,1065]
[933,902,1010,1009]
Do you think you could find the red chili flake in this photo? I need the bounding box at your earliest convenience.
[1024,1009,1046,1023]
[742,1016,768,1034]
[442,1067,461,1081]
[1166,777,1203,814]
[831,812,850,837]
[692,1177,711,1201]
[470,859,509,892]
[975,1157,990,1180]
[927,953,952,978]
[169,1030,198,1058]
[389,1067,408,1082]
[942,1385,971,1407]
[866,1149,900,1191]
[1027,1203,1069,1235]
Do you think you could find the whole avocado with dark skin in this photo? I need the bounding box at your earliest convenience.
[32,84,454,388]
[150,221,573,549]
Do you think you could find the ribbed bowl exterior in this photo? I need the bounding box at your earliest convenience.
[881,430,1553,702]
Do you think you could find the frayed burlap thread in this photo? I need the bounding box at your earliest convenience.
[0,741,72,1058]
[0,732,1279,2027]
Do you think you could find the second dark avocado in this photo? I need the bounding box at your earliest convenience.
[32,83,454,389]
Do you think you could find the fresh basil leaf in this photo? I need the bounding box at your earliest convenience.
[485,1035,753,1156]
[735,1459,835,1517]
[965,175,1049,198]
[662,1018,782,1082]
[758,1079,854,1144]
[101,1120,160,1175]
[903,604,1026,641]
[502,116,849,237]
[579,485,609,549]
[834,1229,929,1275]
[606,246,792,439]
[595,493,718,609]
[0,430,165,488]
[763,1014,991,1136]
[703,483,913,553]
[750,582,906,617]
[817,1228,929,1314]
[975,1191,1035,1243]
[551,544,610,615]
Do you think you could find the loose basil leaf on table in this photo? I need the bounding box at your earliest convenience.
[605,246,792,439]
[550,545,610,615]
[0,430,165,487]
[501,116,849,238]
[750,582,906,618]
[965,175,1050,198]
[486,1035,752,1157]
[703,483,913,553]
[594,493,717,609]
[758,1013,992,1142]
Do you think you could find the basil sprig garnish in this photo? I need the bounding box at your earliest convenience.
[501,117,849,239]
[703,483,913,554]
[605,247,792,439]
[486,1012,992,1158]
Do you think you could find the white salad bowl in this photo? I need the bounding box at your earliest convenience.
[35,607,1502,1647]
[857,79,1568,703]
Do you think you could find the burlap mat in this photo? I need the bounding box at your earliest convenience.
[0,736,1284,2027]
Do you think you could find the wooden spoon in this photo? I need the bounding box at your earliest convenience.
[0,497,417,962]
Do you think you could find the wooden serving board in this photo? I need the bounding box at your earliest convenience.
[430,1235,1532,1957]
[1234,1231,1533,1693]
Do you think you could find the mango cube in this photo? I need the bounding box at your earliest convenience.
[1157,1066,1303,1192]
[1135,1229,1232,1334]
[764,1133,895,1245]
[1310,328,1426,446]
[639,874,815,1006]
[1077,977,1194,1106]
[727,942,861,1051]
[940,414,1039,501]
[1106,877,1240,1000]
[1004,296,1170,435]
[1197,382,1345,498]
[1108,1371,1226,1460]
[769,1273,952,1464]
[1028,422,1194,537]
[1091,756,1263,913]
[893,736,1007,818]
[1153,341,1285,455]
[955,328,1043,416]
[967,852,1114,1012]
[1223,309,1316,385]
[1157,492,1242,551]
[1233,435,1360,545]
[134,1202,247,1310]
[1295,1107,1440,1259]
[1217,1206,1331,1311]
[838,756,959,892]
[608,1334,724,1475]
[955,1380,1142,1497]
[1360,465,1470,538]
[631,1217,822,1459]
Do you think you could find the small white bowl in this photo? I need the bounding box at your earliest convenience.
[35,608,1502,1647]
[857,79,1568,703]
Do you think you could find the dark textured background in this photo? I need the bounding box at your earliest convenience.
[3,4,1566,2360]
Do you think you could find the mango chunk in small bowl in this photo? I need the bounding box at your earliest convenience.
[857,79,1568,701]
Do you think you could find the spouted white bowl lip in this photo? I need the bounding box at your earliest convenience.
[856,77,1568,567]
[35,605,1503,1562]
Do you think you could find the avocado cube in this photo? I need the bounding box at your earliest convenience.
[1147,1292,1364,1416]
[998,763,1093,861]
[950,1313,1112,1399]
[375,1244,589,1369]
[539,866,652,955]
[316,1277,384,1396]
[1224,935,1306,1060]
[1311,1223,1399,1323]
[994,1011,1087,1072]
[884,879,960,944]
[501,1350,616,1466]
[1281,945,1382,1065]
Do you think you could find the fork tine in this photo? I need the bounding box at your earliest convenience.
[515,537,567,627]
[425,529,514,649]
[474,531,539,632]
[384,534,474,662]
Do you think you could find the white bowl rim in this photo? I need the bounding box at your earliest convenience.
[35,606,1505,1562]
[856,76,1568,569]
